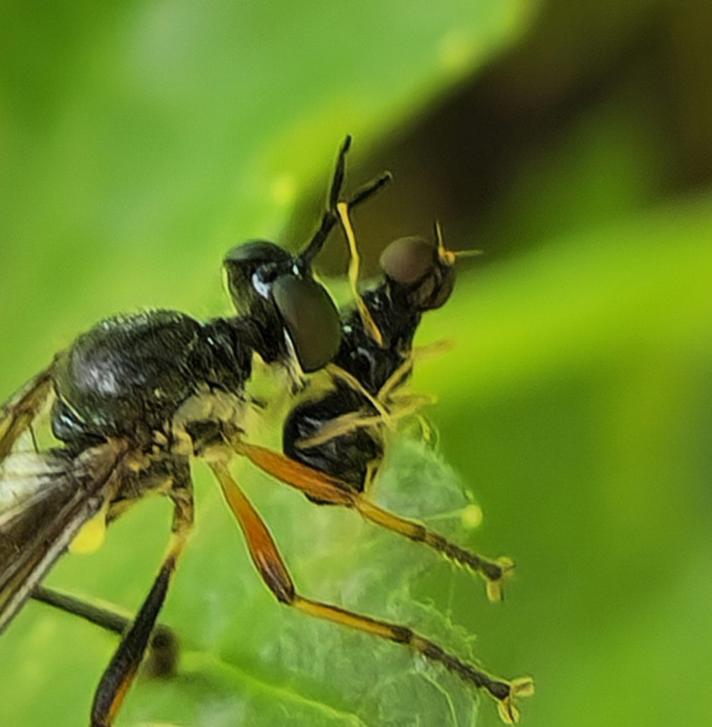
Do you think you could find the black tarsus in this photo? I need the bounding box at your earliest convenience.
[90,484,193,727]
[90,567,173,726]
[328,134,352,210]
[349,171,392,208]
[300,135,392,267]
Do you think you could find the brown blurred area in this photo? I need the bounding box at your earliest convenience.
[291,0,712,276]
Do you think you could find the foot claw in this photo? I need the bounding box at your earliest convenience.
[485,556,515,603]
[496,677,535,724]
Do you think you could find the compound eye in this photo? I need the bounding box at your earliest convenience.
[271,275,341,373]
[379,236,436,285]
[224,240,291,267]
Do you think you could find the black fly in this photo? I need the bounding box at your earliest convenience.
[0,138,532,725]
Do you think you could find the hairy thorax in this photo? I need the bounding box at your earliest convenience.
[50,310,252,456]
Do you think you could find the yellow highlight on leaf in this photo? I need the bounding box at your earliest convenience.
[438,30,478,73]
[271,174,296,207]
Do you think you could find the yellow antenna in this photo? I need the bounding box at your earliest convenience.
[434,221,483,264]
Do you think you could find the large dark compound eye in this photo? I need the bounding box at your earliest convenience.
[271,275,341,373]
[224,241,341,371]
[379,236,436,285]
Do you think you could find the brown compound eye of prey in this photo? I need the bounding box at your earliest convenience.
[379,235,437,285]
[379,235,455,311]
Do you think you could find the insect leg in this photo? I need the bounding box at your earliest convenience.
[328,134,352,209]
[296,355,435,452]
[300,136,353,264]
[31,585,178,677]
[292,391,435,450]
[336,200,384,345]
[90,471,194,727]
[234,440,514,602]
[294,409,384,450]
[210,462,532,724]
[301,136,392,265]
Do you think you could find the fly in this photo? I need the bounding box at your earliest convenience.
[0,137,533,725]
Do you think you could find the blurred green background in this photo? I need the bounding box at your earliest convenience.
[1,1,711,726]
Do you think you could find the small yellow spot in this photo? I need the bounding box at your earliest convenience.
[271,174,297,207]
[461,503,483,529]
[69,507,108,554]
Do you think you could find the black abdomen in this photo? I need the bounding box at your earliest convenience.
[283,386,384,500]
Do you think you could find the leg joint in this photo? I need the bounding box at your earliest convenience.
[261,559,296,605]
[389,624,414,644]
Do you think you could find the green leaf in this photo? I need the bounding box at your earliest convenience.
[416,194,712,397]
[4,438,487,727]
[413,192,712,727]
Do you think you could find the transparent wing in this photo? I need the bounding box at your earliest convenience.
[0,440,128,633]
[0,363,56,462]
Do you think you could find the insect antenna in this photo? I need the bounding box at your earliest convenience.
[434,221,483,265]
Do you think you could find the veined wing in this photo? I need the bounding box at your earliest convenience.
[0,439,129,633]
[0,363,56,462]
